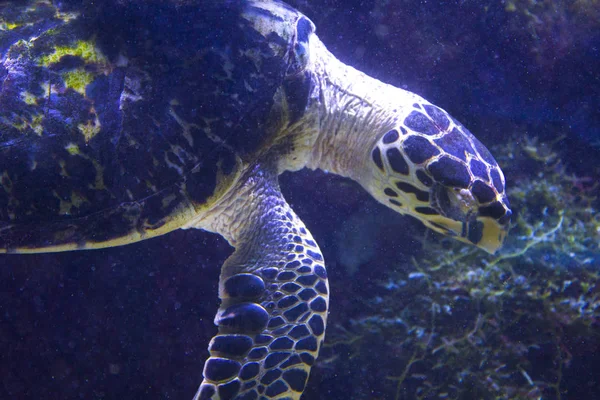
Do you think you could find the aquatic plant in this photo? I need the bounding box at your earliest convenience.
[321,134,600,399]
[504,0,600,69]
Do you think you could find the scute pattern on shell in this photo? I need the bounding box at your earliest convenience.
[0,0,310,251]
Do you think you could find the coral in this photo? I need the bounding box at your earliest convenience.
[321,134,600,399]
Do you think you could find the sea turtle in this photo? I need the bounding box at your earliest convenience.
[0,0,512,399]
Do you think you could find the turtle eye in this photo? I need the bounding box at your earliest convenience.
[432,184,477,222]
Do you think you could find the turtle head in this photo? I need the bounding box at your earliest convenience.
[364,102,511,253]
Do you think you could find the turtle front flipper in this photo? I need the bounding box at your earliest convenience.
[194,169,329,400]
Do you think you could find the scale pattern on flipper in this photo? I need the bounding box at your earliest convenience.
[196,204,329,400]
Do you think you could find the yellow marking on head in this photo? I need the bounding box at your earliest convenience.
[423,214,463,236]
[422,213,507,254]
[476,217,508,254]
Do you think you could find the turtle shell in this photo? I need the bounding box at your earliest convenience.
[0,0,314,252]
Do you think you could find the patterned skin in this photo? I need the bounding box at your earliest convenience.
[0,1,511,399]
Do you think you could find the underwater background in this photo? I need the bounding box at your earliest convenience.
[1,1,599,399]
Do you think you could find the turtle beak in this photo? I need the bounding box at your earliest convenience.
[420,211,511,254]
[419,185,512,254]
[466,213,511,254]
